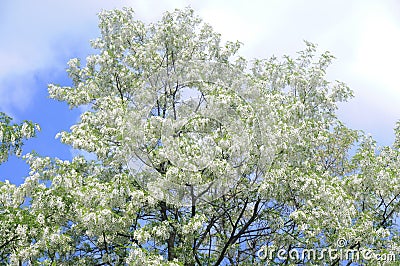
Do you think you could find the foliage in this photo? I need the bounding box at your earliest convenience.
[0,112,39,263]
[0,112,39,164]
[1,7,400,265]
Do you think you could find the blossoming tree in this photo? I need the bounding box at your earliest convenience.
[0,112,39,262]
[1,7,400,265]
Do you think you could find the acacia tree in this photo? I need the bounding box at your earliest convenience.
[1,7,400,265]
[0,112,38,164]
[0,113,38,262]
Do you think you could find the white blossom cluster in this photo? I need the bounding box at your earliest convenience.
[0,112,39,163]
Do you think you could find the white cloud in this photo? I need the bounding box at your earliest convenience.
[0,74,36,117]
[352,4,400,90]
[333,1,400,144]
[197,0,400,144]
[0,0,190,114]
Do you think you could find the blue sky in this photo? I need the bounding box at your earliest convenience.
[1,0,399,184]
